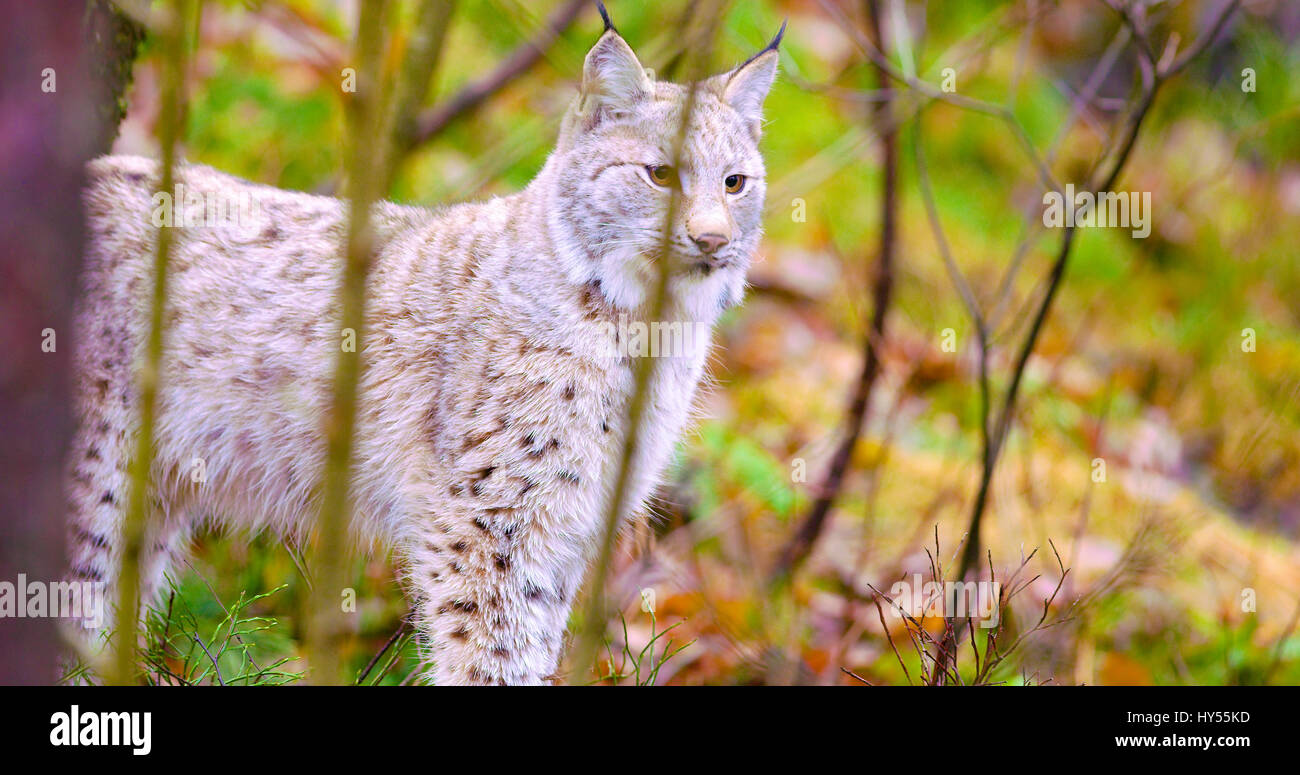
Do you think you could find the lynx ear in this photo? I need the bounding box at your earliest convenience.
[712,20,785,138]
[580,19,652,120]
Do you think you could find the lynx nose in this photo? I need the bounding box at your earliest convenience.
[692,233,729,255]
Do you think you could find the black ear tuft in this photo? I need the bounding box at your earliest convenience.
[769,18,788,51]
[596,1,618,35]
[736,18,787,71]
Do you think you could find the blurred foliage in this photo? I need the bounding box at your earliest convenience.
[108,0,1300,685]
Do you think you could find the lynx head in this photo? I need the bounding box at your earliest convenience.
[545,5,783,319]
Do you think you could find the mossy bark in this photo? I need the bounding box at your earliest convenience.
[84,0,147,155]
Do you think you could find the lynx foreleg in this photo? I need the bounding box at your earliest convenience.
[405,498,587,685]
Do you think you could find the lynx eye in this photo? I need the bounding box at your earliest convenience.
[646,164,675,187]
[724,174,746,194]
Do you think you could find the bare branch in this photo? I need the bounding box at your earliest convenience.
[770,0,898,583]
[410,0,589,147]
[1166,0,1240,77]
[953,2,1241,585]
[378,0,456,179]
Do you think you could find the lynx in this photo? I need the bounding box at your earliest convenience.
[67,9,781,685]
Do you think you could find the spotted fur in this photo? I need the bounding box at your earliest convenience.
[68,22,779,684]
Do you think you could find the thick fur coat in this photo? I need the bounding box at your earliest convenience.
[68,20,779,684]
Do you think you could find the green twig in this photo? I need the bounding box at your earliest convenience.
[306,0,455,685]
[111,0,195,687]
[569,0,726,682]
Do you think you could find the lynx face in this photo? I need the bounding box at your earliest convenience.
[547,25,781,318]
